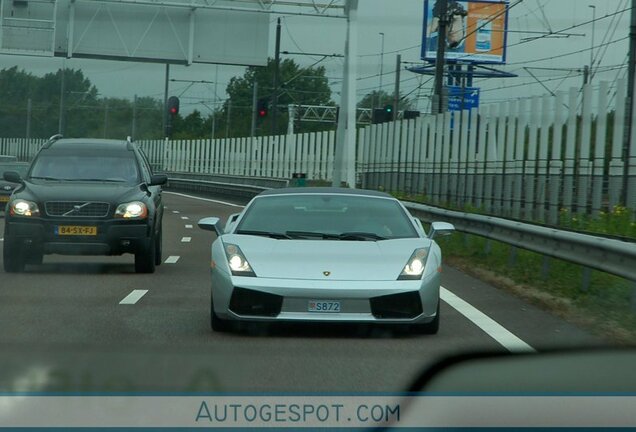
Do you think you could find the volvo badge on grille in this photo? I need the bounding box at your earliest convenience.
[63,202,91,216]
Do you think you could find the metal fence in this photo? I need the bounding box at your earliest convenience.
[358,80,636,224]
[2,80,635,225]
[0,138,46,161]
[137,130,337,182]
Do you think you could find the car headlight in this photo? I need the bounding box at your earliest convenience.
[115,201,148,219]
[224,243,256,277]
[398,248,429,280]
[9,199,40,217]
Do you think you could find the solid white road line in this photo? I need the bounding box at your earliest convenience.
[164,256,180,264]
[440,287,535,353]
[181,237,192,243]
[164,191,245,208]
[169,189,535,353]
[185,224,193,229]
[119,290,148,305]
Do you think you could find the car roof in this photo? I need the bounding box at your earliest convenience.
[44,138,133,151]
[257,187,395,199]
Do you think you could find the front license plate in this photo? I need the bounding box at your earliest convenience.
[0,196,9,203]
[56,225,98,236]
[308,300,341,313]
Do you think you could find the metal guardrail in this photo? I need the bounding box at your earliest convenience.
[166,173,288,200]
[167,172,289,189]
[165,174,636,283]
[405,202,636,283]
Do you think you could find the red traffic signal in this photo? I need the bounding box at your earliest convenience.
[167,96,180,116]
[257,98,268,118]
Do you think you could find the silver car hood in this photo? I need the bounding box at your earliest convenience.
[223,235,431,281]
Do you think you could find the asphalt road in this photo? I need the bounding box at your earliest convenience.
[0,191,602,393]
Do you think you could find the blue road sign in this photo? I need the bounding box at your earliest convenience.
[447,86,480,111]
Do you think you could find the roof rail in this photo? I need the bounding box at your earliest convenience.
[42,134,63,149]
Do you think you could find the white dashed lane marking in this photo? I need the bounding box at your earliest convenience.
[164,256,180,264]
[440,287,535,353]
[172,211,180,214]
[181,216,189,220]
[185,225,193,229]
[119,290,148,305]
[181,237,192,243]
[164,191,244,208]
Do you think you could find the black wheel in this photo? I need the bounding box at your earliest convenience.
[3,239,25,273]
[411,302,440,335]
[135,237,156,274]
[154,228,163,266]
[210,296,232,332]
[26,249,43,266]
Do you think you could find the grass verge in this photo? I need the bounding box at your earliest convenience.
[435,232,636,345]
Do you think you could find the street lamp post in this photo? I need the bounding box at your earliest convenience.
[378,32,385,108]
[589,5,596,84]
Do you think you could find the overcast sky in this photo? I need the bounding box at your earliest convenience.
[0,0,630,114]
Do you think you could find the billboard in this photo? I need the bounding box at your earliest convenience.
[421,0,509,64]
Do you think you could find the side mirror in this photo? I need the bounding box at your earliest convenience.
[3,171,22,184]
[198,217,223,236]
[149,174,168,186]
[428,221,455,240]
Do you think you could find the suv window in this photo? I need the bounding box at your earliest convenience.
[137,149,153,182]
[29,149,141,184]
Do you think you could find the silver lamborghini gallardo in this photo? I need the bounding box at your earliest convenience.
[198,188,454,334]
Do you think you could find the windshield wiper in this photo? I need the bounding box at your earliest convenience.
[338,232,387,241]
[285,231,387,241]
[29,176,65,181]
[285,231,342,240]
[235,230,292,239]
[64,178,127,183]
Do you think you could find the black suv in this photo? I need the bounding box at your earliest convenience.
[3,136,167,273]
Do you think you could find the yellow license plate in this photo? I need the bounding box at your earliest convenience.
[0,196,9,203]
[56,226,98,236]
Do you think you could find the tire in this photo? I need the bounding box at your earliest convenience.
[26,249,43,266]
[154,228,162,266]
[210,296,232,332]
[3,239,25,273]
[412,302,440,335]
[135,237,156,274]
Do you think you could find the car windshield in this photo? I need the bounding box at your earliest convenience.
[236,194,419,240]
[29,152,140,184]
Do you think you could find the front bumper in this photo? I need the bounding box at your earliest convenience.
[211,270,440,324]
[4,218,151,255]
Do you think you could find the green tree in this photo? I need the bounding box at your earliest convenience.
[217,58,334,138]
[173,110,208,140]
[357,90,415,111]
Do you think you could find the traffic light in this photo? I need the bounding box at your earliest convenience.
[257,98,269,118]
[167,96,180,116]
[404,110,421,120]
[372,104,395,124]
